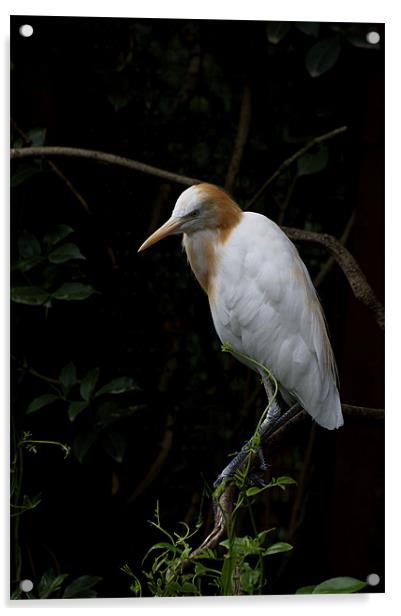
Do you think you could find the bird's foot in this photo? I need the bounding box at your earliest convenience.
[213,449,269,491]
[257,446,270,472]
[245,470,267,489]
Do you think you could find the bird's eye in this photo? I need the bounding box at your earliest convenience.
[189,209,200,217]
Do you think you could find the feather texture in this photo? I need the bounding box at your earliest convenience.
[202,212,343,430]
[139,183,343,430]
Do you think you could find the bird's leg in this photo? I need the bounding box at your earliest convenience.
[255,373,282,471]
[260,372,282,422]
[215,345,298,487]
[214,374,281,487]
[214,401,302,489]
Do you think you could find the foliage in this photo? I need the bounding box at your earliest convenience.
[124,493,367,597]
[12,568,102,599]
[124,486,294,597]
[296,576,367,594]
[266,21,380,77]
[11,225,97,306]
[10,16,383,598]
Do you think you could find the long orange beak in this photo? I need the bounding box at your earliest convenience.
[138,217,183,253]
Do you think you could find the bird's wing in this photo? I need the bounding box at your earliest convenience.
[210,212,342,429]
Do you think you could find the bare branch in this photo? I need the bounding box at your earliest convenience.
[11,121,92,215]
[186,403,383,561]
[283,226,385,330]
[313,212,356,288]
[10,146,201,187]
[246,125,348,210]
[10,142,384,328]
[225,82,252,194]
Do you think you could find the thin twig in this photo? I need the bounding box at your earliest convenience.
[10,146,201,187]
[186,403,383,561]
[175,42,201,109]
[11,120,92,215]
[313,212,356,288]
[277,173,298,226]
[246,126,348,210]
[127,413,174,503]
[10,142,383,328]
[283,226,384,330]
[46,161,92,214]
[187,485,235,560]
[225,82,252,194]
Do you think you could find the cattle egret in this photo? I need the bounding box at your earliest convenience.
[138,183,343,480]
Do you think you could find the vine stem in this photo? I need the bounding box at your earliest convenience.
[246,125,348,209]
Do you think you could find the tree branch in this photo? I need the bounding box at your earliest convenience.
[225,82,252,194]
[185,403,383,563]
[10,146,201,187]
[10,142,384,328]
[246,125,348,210]
[313,211,356,288]
[282,226,384,330]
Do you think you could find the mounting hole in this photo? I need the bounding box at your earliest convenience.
[366,31,380,45]
[366,573,380,586]
[19,24,34,38]
[19,579,34,592]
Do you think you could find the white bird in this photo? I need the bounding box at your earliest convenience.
[138,183,343,475]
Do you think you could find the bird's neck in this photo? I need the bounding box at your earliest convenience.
[182,230,219,295]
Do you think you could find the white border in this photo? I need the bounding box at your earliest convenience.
[2,1,399,614]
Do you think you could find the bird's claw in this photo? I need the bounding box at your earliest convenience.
[245,471,267,489]
[258,447,270,472]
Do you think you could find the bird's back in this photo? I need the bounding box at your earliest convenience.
[208,212,343,430]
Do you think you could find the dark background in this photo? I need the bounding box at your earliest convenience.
[10,16,384,597]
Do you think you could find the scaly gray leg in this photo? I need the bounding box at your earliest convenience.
[214,401,302,488]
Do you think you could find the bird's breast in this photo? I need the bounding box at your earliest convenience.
[182,231,219,295]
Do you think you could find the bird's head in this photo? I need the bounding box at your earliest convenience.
[138,183,242,252]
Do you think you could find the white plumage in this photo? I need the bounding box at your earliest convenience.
[207,212,342,429]
[139,183,343,431]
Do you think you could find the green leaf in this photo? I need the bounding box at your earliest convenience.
[59,361,77,395]
[18,231,41,258]
[296,585,317,594]
[68,400,89,422]
[38,569,69,599]
[275,475,297,486]
[52,282,96,301]
[295,22,320,37]
[11,163,41,187]
[80,367,100,401]
[63,575,102,599]
[26,393,59,414]
[264,542,293,555]
[306,36,342,77]
[240,562,261,594]
[48,243,86,264]
[266,21,291,44]
[108,91,132,112]
[246,485,267,497]
[297,145,329,176]
[312,576,367,594]
[72,428,100,463]
[28,127,47,146]
[95,376,140,397]
[145,542,178,555]
[12,255,44,273]
[11,286,49,305]
[44,225,74,247]
[189,96,210,114]
[95,401,146,428]
[220,536,263,557]
[101,431,126,463]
